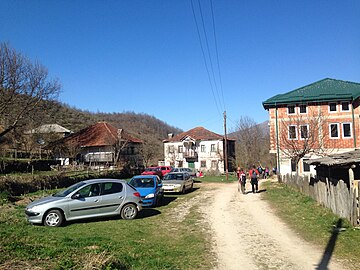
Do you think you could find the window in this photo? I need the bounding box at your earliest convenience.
[329,123,339,138]
[178,146,183,153]
[211,160,217,169]
[288,125,297,139]
[201,145,206,152]
[303,159,310,172]
[299,104,307,114]
[287,105,295,114]
[210,144,216,152]
[342,123,352,138]
[341,102,350,112]
[169,145,174,153]
[300,125,309,139]
[329,102,337,112]
[79,183,101,197]
[291,159,296,172]
[103,182,123,195]
[200,161,206,168]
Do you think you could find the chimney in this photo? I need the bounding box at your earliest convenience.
[168,133,173,139]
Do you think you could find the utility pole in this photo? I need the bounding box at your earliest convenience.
[224,111,229,181]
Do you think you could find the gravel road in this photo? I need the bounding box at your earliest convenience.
[198,181,347,270]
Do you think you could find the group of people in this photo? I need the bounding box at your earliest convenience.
[236,165,261,194]
[256,166,270,179]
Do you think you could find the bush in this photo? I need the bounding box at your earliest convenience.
[0,170,129,196]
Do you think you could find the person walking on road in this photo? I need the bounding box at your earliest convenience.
[249,165,259,193]
[237,167,246,194]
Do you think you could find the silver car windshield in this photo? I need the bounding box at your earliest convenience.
[53,182,87,197]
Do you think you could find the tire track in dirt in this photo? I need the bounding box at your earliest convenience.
[201,182,347,270]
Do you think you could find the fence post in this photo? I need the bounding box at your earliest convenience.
[349,167,355,226]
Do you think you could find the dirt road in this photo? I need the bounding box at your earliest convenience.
[199,181,347,270]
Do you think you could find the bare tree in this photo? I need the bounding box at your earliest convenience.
[0,43,60,139]
[114,129,129,166]
[279,107,335,172]
[232,116,271,170]
[140,137,162,167]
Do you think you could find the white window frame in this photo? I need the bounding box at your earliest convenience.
[288,125,297,140]
[342,122,352,138]
[328,102,337,113]
[299,104,307,114]
[329,123,340,139]
[178,146,183,153]
[200,145,206,153]
[300,124,309,140]
[340,101,350,112]
[210,144,216,152]
[200,160,206,168]
[169,145,174,153]
[287,105,296,115]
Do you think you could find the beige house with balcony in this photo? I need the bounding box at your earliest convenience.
[163,127,235,173]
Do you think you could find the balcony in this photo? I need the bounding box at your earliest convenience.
[183,150,198,162]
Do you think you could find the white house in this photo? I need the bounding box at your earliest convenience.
[163,127,236,173]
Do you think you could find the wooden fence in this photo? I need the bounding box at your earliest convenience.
[280,174,360,227]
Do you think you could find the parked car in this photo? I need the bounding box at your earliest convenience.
[170,167,196,178]
[25,179,142,227]
[141,167,163,178]
[158,166,172,177]
[129,175,164,207]
[162,172,193,194]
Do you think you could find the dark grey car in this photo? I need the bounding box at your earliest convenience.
[25,179,142,227]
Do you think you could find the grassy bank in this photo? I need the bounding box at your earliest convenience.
[0,187,213,270]
[261,180,360,269]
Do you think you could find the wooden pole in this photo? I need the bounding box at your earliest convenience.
[224,111,229,181]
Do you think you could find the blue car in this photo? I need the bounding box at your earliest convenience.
[129,175,164,207]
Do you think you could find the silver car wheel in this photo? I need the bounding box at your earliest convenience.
[44,210,63,227]
[121,204,137,220]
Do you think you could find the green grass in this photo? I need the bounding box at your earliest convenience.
[198,174,237,183]
[261,180,360,269]
[0,189,213,270]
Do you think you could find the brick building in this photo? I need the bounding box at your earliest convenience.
[263,78,360,175]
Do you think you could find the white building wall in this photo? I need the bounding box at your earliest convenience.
[164,139,224,172]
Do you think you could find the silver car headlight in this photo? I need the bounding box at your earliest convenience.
[173,184,182,188]
[27,205,42,213]
[145,193,155,199]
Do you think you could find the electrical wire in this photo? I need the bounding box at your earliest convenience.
[210,0,225,110]
[190,0,223,116]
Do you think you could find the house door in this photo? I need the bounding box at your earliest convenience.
[188,162,195,168]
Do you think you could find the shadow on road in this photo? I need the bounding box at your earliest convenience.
[316,218,343,270]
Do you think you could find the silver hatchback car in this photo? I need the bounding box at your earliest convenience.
[25,179,142,227]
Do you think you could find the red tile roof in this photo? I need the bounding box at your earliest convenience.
[62,122,142,147]
[165,127,228,142]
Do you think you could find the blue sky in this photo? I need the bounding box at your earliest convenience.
[1,0,359,134]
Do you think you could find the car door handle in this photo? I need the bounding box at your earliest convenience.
[94,199,99,202]
[119,196,123,199]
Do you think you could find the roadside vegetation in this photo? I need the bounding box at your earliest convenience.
[261,180,360,269]
[3,174,359,269]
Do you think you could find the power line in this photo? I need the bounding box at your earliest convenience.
[210,0,225,110]
[190,0,223,116]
